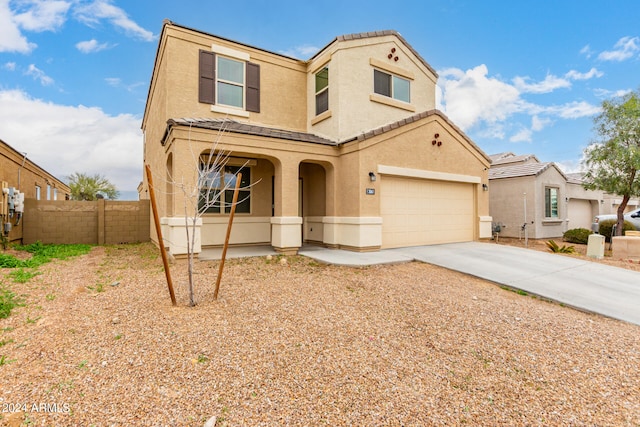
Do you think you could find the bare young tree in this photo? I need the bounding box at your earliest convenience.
[163,119,255,306]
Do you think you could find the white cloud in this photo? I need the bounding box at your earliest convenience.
[594,88,633,98]
[75,38,111,53]
[74,0,155,41]
[438,64,601,145]
[513,74,571,94]
[13,0,70,32]
[531,115,552,131]
[580,44,594,59]
[105,77,121,86]
[598,36,640,61]
[279,45,320,58]
[565,67,603,80]
[438,64,523,130]
[3,61,16,71]
[25,63,53,85]
[0,0,37,52]
[509,128,532,143]
[545,101,601,119]
[0,89,142,190]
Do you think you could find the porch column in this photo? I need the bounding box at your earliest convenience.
[271,161,301,254]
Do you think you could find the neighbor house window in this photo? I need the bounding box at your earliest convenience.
[46,185,51,200]
[199,164,251,214]
[374,69,410,103]
[199,50,260,113]
[315,66,329,115]
[545,187,559,218]
[35,185,41,200]
[53,188,58,200]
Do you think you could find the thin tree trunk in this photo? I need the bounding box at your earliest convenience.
[616,194,630,236]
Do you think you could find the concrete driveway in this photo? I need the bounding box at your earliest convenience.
[299,242,640,326]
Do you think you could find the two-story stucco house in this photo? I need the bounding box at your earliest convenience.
[141,20,492,256]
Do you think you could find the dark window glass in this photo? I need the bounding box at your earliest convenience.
[374,69,391,97]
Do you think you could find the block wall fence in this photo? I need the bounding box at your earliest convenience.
[22,199,150,245]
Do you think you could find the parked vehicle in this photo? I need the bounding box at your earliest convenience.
[592,208,640,233]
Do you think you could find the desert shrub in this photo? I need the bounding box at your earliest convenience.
[0,286,23,319]
[563,228,592,245]
[597,219,636,242]
[546,240,575,254]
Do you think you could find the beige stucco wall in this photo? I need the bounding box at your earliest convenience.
[339,115,490,227]
[1,140,70,243]
[490,167,570,239]
[308,35,437,142]
[141,22,308,223]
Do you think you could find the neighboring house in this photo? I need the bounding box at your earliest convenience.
[1,138,71,243]
[488,152,603,239]
[141,21,492,256]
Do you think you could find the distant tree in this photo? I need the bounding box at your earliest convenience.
[582,89,640,236]
[67,172,119,201]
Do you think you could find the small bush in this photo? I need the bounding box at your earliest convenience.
[563,228,592,244]
[546,240,575,254]
[597,219,636,242]
[0,286,23,319]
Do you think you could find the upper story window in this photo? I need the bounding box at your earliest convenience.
[217,56,245,108]
[374,69,410,103]
[35,185,41,200]
[199,49,260,113]
[545,187,559,218]
[315,66,329,115]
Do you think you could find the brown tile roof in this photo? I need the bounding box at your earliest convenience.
[165,118,338,146]
[350,109,491,163]
[166,110,491,164]
[489,162,567,180]
[312,30,438,78]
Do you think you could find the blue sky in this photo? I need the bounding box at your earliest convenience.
[1,0,639,195]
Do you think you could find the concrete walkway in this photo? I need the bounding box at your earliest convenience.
[200,242,640,326]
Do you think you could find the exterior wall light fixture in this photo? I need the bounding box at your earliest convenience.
[369,172,376,182]
[482,183,489,191]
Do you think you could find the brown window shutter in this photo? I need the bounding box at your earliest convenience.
[199,50,215,104]
[246,62,260,113]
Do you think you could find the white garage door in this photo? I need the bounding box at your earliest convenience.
[567,199,593,230]
[381,176,475,248]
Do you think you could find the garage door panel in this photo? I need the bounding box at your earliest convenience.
[381,176,474,248]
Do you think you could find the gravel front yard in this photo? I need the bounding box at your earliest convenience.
[1,243,639,426]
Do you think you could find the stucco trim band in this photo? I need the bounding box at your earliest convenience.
[378,165,481,184]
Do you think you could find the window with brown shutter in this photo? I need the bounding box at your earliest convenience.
[246,62,260,113]
[199,50,260,113]
[199,50,215,104]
